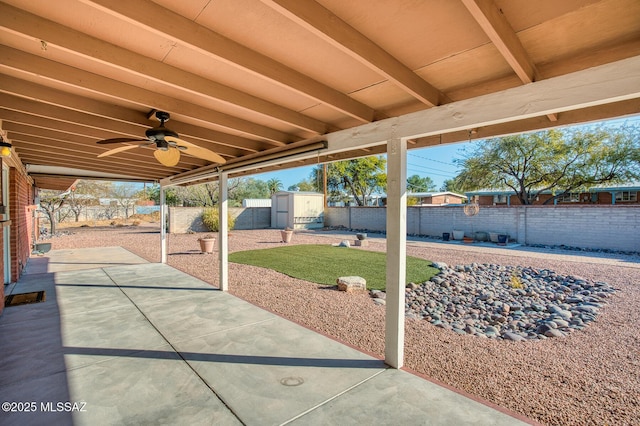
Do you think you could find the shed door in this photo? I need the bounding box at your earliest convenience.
[275,195,289,228]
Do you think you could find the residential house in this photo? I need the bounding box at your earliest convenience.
[466,183,640,206]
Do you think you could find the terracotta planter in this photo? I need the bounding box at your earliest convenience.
[463,236,474,244]
[280,230,293,243]
[199,238,215,253]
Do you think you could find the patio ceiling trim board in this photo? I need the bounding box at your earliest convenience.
[163,139,328,186]
[28,172,154,184]
[81,0,375,123]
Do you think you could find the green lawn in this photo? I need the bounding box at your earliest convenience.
[228,244,438,291]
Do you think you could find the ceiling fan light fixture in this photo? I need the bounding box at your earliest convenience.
[156,140,169,151]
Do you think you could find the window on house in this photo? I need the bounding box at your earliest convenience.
[615,191,637,202]
[558,193,580,202]
[493,194,508,204]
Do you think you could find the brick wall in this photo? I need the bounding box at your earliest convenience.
[10,168,33,282]
[0,206,4,317]
[326,205,639,252]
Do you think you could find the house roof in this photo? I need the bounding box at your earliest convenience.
[466,183,640,196]
[407,192,466,198]
[1,0,639,190]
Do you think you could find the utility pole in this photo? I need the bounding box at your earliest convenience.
[323,163,328,208]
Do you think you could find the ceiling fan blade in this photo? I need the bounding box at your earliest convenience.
[97,138,147,144]
[165,136,226,164]
[98,144,145,158]
[154,147,181,167]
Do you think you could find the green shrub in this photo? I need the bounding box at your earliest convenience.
[202,207,236,232]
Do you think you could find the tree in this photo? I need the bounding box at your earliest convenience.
[289,177,319,192]
[407,174,436,192]
[454,126,640,205]
[110,182,140,219]
[146,184,182,206]
[326,156,386,206]
[64,180,103,222]
[440,178,465,193]
[38,189,72,234]
[266,178,283,195]
[231,178,269,205]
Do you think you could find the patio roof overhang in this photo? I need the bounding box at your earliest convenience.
[0,0,638,189]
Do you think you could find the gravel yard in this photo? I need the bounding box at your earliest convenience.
[45,224,640,426]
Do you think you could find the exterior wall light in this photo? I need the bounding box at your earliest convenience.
[0,136,11,158]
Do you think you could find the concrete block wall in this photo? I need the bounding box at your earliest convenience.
[325,205,639,252]
[521,205,639,251]
[233,207,271,230]
[168,207,271,233]
[325,207,350,228]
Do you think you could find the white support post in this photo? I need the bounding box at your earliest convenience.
[218,171,229,291]
[385,137,407,369]
[160,185,167,264]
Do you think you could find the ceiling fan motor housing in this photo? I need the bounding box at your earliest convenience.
[145,126,179,146]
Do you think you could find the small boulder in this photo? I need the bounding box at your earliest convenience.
[337,276,366,293]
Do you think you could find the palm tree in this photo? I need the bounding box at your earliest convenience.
[266,178,283,195]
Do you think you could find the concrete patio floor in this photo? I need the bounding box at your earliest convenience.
[1,246,532,425]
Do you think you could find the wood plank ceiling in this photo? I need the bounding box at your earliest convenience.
[0,0,639,189]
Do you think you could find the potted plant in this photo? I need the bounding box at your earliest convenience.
[280,227,293,243]
[198,235,216,253]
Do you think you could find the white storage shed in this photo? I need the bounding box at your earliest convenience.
[271,191,325,230]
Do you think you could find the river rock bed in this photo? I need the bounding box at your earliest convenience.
[402,262,616,340]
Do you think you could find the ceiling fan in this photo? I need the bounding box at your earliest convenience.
[96,110,226,167]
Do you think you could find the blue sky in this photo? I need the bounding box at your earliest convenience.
[253,142,467,191]
[253,116,638,191]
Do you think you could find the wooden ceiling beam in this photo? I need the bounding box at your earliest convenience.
[0,94,146,137]
[0,3,327,135]
[0,75,264,154]
[0,46,290,145]
[460,0,557,121]
[261,0,448,107]
[81,0,375,123]
[461,0,538,83]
